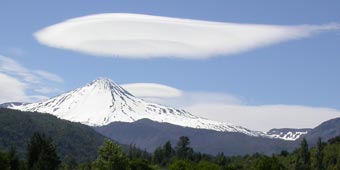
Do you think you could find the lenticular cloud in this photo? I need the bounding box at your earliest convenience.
[34,13,339,59]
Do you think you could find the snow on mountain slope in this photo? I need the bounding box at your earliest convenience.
[9,78,274,138]
[267,128,310,141]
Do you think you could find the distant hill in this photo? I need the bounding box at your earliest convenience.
[95,119,294,156]
[96,117,340,156]
[305,117,340,145]
[0,108,106,162]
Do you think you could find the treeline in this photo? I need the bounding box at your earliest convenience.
[2,133,340,170]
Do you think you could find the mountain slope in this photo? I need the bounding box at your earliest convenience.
[8,78,268,138]
[305,117,340,145]
[95,119,294,156]
[0,108,106,162]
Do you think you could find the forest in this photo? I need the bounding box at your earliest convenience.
[1,132,340,170]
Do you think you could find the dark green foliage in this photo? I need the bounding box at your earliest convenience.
[2,132,340,170]
[27,132,60,170]
[153,146,163,165]
[216,152,227,166]
[129,159,154,170]
[127,144,151,162]
[336,148,340,169]
[0,108,105,162]
[152,141,174,166]
[0,149,10,170]
[280,150,289,157]
[164,141,175,161]
[255,156,283,170]
[60,156,78,170]
[76,161,92,170]
[93,140,130,170]
[295,138,311,170]
[8,146,20,170]
[0,147,26,170]
[169,160,194,170]
[175,136,193,160]
[315,137,324,170]
[196,160,220,170]
[328,136,340,144]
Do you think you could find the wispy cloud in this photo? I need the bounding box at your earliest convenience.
[122,83,182,98]
[122,82,340,132]
[0,73,28,103]
[0,55,63,84]
[0,54,63,103]
[0,55,39,83]
[34,13,340,59]
[34,70,63,83]
[34,87,62,94]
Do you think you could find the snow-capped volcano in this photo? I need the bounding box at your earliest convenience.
[8,78,287,139]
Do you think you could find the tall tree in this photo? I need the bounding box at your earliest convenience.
[93,140,129,170]
[295,138,311,170]
[0,149,10,170]
[334,147,340,170]
[8,146,20,170]
[169,160,194,170]
[216,152,227,167]
[315,138,324,170]
[152,141,175,166]
[164,141,174,158]
[163,141,175,165]
[256,156,283,170]
[176,136,193,160]
[153,146,164,165]
[27,132,60,170]
[128,144,141,160]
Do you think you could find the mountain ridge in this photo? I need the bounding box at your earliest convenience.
[95,118,294,155]
[5,78,304,140]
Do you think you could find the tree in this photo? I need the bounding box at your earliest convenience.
[162,141,175,165]
[176,136,193,160]
[315,138,324,170]
[295,138,311,170]
[169,160,194,170]
[129,159,154,170]
[8,146,20,170]
[128,144,142,160]
[61,156,78,170]
[153,146,164,165]
[152,141,174,166]
[127,144,151,162]
[164,141,175,159]
[256,156,283,170]
[27,132,60,170]
[216,152,227,167]
[280,150,289,157]
[0,149,10,170]
[93,140,129,170]
[196,160,220,170]
[336,147,340,170]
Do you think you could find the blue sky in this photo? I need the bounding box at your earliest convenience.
[1,0,340,131]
